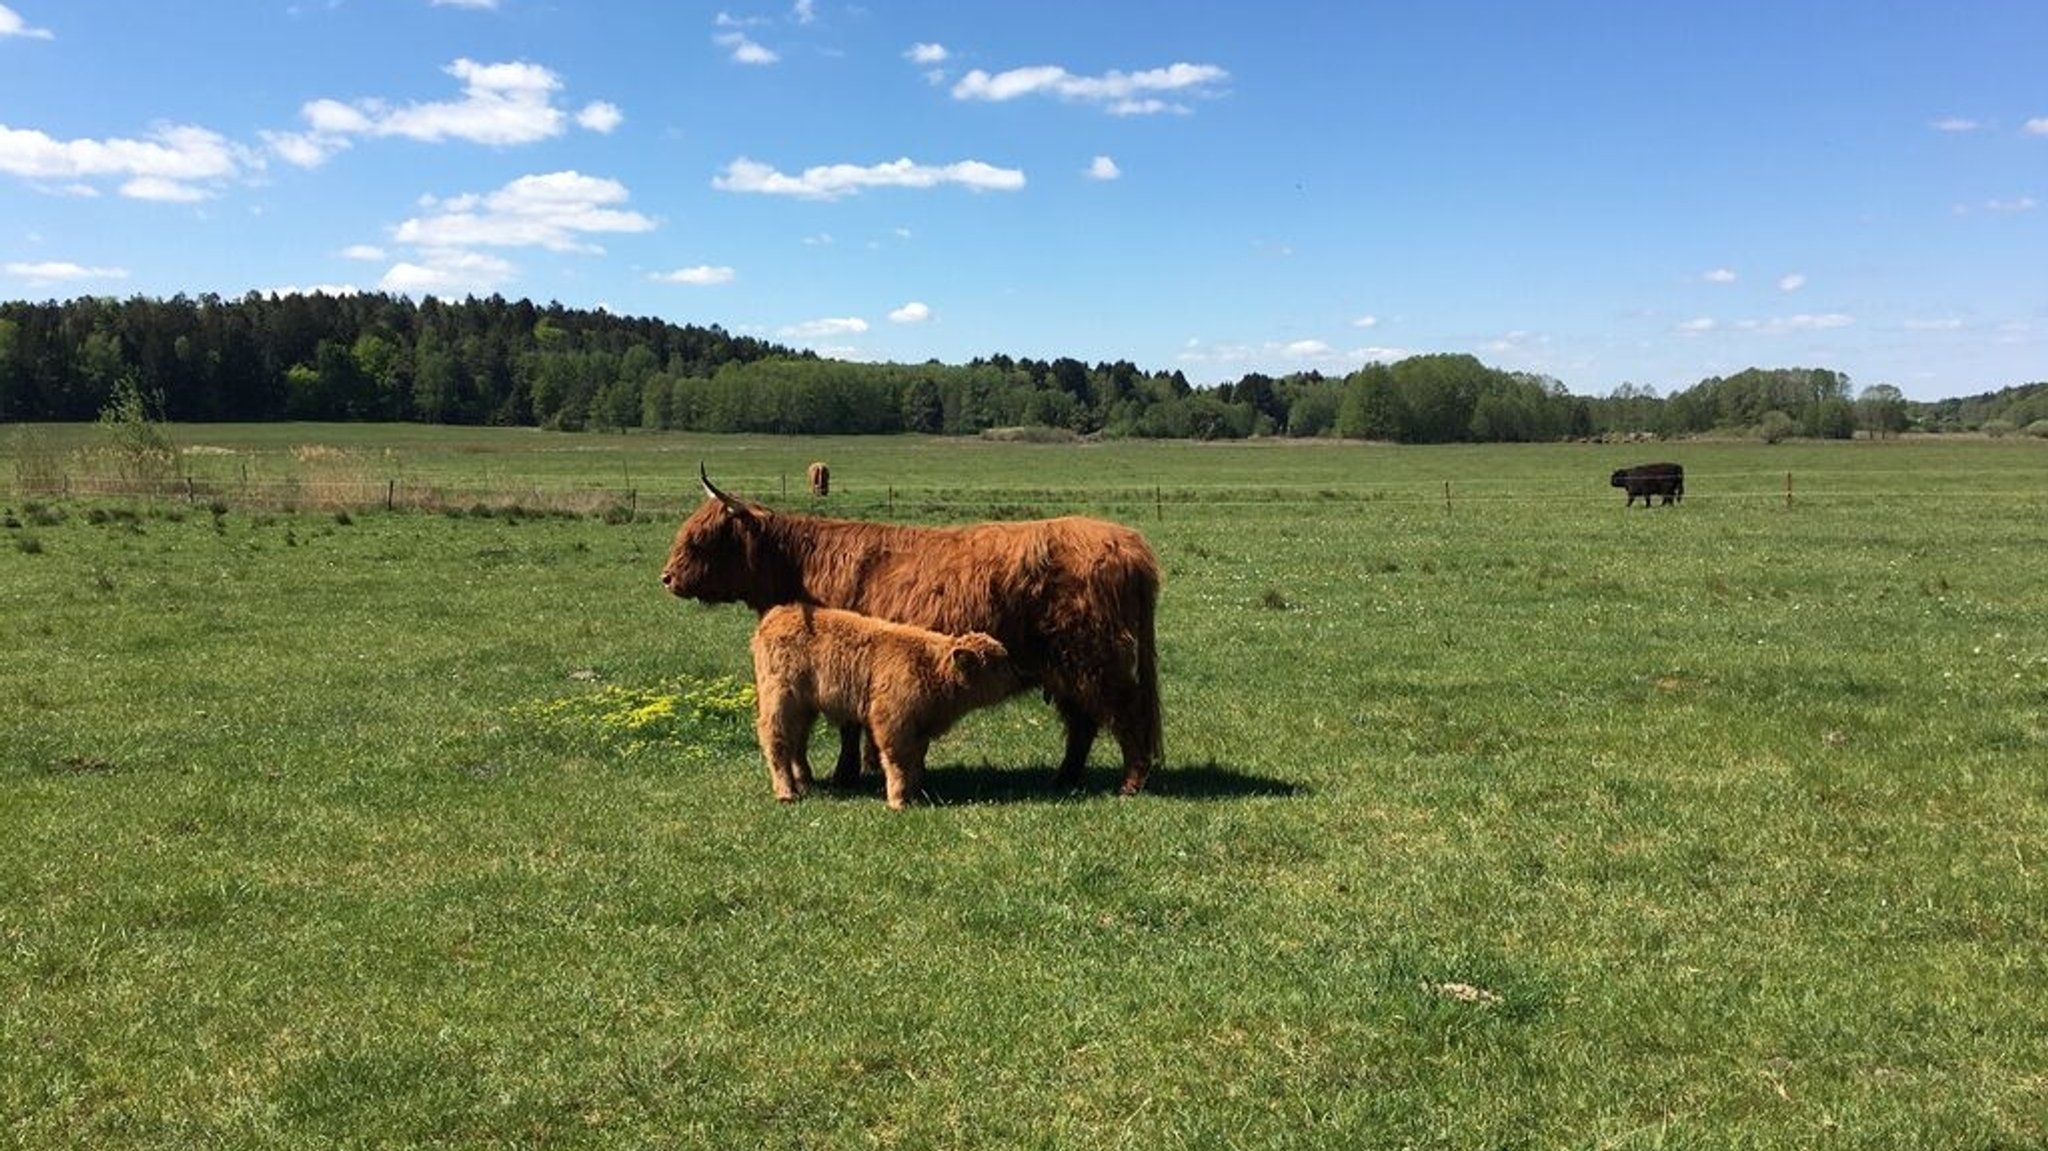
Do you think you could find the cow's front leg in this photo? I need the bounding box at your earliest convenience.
[826,722,863,788]
[1054,701,1099,786]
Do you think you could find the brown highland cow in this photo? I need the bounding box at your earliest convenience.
[751,604,1021,808]
[806,460,830,498]
[661,466,1163,795]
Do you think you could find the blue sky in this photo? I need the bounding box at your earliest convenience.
[2,1,2043,400]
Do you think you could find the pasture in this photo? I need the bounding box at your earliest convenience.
[4,426,2045,1148]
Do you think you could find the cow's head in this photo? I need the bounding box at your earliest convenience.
[1609,469,1628,488]
[659,466,792,609]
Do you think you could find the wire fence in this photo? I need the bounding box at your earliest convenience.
[7,465,2045,520]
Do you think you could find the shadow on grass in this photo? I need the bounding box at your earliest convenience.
[820,758,1305,806]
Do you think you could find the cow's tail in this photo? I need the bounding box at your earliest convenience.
[1134,598,1163,769]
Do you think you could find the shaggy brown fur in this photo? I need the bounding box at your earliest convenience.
[806,461,830,498]
[661,470,1163,795]
[751,605,1020,808]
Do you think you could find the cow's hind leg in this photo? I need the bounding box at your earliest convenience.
[1111,725,1153,797]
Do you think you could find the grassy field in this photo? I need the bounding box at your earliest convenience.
[4,426,2045,1148]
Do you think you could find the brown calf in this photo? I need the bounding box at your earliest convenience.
[807,461,830,498]
[750,604,1022,809]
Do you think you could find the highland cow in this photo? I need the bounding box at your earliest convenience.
[807,461,830,498]
[1611,462,1685,507]
[751,605,1021,808]
[661,466,1162,795]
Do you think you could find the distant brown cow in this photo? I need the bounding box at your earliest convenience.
[661,466,1162,795]
[807,461,830,498]
[751,604,1022,808]
[1611,462,1684,507]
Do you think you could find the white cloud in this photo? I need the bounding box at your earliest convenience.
[802,232,835,246]
[393,170,655,253]
[1985,196,2037,213]
[5,260,127,282]
[0,122,248,200]
[715,156,1025,200]
[1085,155,1121,181]
[379,249,516,295]
[576,101,623,134]
[1739,313,1854,334]
[0,4,53,39]
[262,129,349,168]
[780,316,869,339]
[1701,267,1738,284]
[651,265,735,285]
[1778,273,1806,292]
[717,31,779,64]
[791,0,816,24]
[951,61,1227,114]
[906,42,948,65]
[2023,117,2048,136]
[1932,117,1981,133]
[430,0,498,8]
[1677,317,1718,333]
[1176,338,1403,371]
[1903,318,1965,332]
[1350,314,1379,329]
[888,301,930,324]
[279,58,617,163]
[340,244,386,260]
[265,282,359,296]
[121,175,211,202]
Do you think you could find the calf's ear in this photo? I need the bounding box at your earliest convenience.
[949,643,984,674]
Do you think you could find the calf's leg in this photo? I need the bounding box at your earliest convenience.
[876,739,927,811]
[757,701,814,803]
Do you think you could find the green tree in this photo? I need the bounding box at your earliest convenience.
[1856,384,1909,439]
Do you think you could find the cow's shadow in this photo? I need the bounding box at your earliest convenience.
[820,759,1305,806]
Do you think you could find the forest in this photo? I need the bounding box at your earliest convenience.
[3,292,2044,441]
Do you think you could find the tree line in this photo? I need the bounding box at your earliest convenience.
[3,292,2041,441]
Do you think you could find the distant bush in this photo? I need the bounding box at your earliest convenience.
[1982,419,2016,439]
[1757,410,1797,443]
[980,425,1082,444]
[2024,420,2048,439]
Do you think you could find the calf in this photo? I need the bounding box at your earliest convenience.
[1610,462,1684,507]
[806,460,830,498]
[750,604,1022,809]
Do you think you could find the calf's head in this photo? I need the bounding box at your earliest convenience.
[948,632,1023,699]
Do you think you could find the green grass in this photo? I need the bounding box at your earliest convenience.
[3,428,2045,1148]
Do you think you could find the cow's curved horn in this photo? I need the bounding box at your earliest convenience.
[699,463,747,515]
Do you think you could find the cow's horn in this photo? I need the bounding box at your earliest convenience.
[699,463,746,514]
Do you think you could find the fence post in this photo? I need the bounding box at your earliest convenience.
[186,476,196,503]
[1785,471,1793,508]
[888,485,895,515]
[1444,481,1452,513]
[386,479,395,511]
[1155,485,1162,520]
[629,488,638,518]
